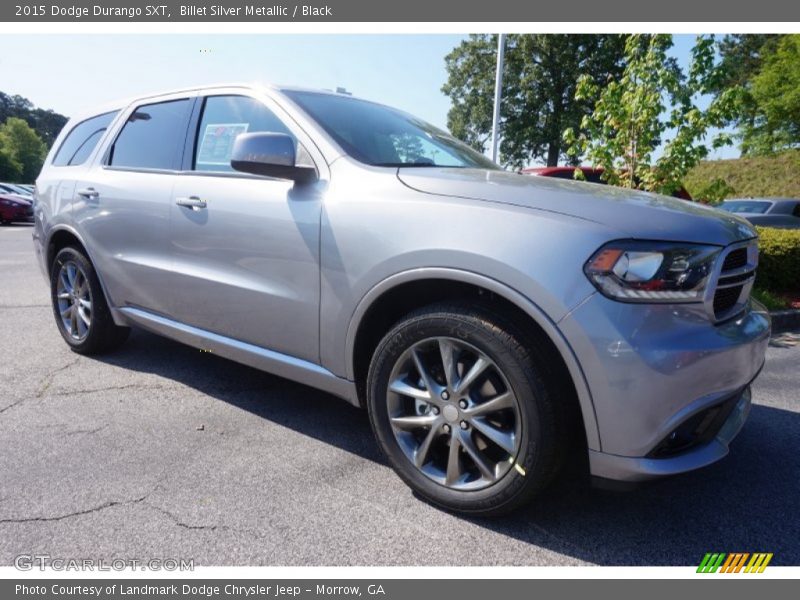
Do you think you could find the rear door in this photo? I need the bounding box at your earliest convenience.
[73,94,195,317]
[167,91,323,363]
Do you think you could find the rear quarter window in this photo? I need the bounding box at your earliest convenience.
[107,99,192,171]
[51,111,118,167]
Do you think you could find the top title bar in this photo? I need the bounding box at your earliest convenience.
[4,0,800,22]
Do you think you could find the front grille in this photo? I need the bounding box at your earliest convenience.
[711,243,757,321]
[713,285,743,315]
[722,247,747,271]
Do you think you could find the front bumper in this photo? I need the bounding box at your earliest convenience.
[558,293,770,482]
[588,384,752,482]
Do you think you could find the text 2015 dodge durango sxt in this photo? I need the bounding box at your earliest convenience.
[33,84,770,515]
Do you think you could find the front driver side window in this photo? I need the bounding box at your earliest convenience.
[193,95,295,173]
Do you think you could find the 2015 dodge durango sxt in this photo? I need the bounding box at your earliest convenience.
[33,84,770,515]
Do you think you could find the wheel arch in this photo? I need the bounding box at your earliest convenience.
[45,225,124,326]
[46,226,90,276]
[345,268,601,451]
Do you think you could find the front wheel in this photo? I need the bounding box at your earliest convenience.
[50,246,130,354]
[367,302,567,516]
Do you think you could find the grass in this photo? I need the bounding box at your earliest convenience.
[683,149,800,203]
[752,288,791,311]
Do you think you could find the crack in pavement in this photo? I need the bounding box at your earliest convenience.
[0,304,50,309]
[63,424,108,436]
[143,502,271,541]
[35,357,81,399]
[0,493,149,525]
[0,356,82,416]
[51,384,170,397]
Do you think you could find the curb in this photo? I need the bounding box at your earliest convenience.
[769,309,800,334]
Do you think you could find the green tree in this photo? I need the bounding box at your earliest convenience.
[0,133,22,181]
[564,34,739,196]
[714,34,780,90]
[741,35,800,155]
[0,91,68,147]
[0,117,47,183]
[442,34,626,168]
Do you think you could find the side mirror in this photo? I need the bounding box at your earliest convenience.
[230,132,318,184]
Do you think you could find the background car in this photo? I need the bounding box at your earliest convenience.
[521,166,694,200]
[717,198,800,229]
[0,193,33,224]
[0,182,33,199]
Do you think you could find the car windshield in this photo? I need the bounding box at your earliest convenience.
[0,184,31,196]
[284,90,499,170]
[719,200,772,214]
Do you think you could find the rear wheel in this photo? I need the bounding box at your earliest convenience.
[50,246,130,354]
[367,302,567,516]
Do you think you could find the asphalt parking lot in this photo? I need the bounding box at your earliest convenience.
[1,223,798,566]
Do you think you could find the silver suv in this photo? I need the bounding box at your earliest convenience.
[34,84,770,515]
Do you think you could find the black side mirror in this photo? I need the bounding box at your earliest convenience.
[230,132,317,184]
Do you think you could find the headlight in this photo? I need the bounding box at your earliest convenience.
[584,241,720,303]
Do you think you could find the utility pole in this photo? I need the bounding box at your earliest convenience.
[490,33,506,164]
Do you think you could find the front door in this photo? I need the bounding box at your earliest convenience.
[168,93,322,363]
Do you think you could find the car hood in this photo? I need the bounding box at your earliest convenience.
[397,168,756,246]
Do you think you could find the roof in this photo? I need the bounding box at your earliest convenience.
[66,82,368,124]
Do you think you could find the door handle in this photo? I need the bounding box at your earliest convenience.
[77,187,99,199]
[175,196,207,210]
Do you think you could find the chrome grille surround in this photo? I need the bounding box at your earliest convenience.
[703,239,759,323]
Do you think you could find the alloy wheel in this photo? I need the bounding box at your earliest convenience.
[386,337,522,490]
[55,260,93,342]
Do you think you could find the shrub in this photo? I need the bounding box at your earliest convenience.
[751,288,790,310]
[755,226,800,292]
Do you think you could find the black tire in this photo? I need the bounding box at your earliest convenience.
[367,301,569,517]
[50,246,130,355]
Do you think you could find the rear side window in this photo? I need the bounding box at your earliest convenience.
[792,203,800,218]
[108,99,192,170]
[52,111,118,167]
[193,95,293,172]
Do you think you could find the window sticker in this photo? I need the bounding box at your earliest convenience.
[196,123,249,166]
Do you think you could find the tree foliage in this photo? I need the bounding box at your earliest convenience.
[0,117,47,182]
[0,91,67,147]
[442,34,626,168]
[564,34,739,196]
[714,34,781,90]
[741,35,800,155]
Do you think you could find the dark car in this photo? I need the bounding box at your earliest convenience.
[0,193,33,224]
[520,166,693,201]
[717,198,800,229]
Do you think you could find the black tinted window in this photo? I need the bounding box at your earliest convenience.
[193,95,292,172]
[52,111,118,166]
[109,99,191,170]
